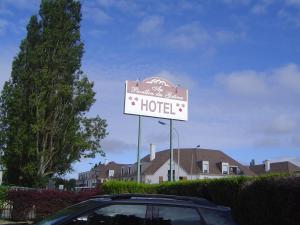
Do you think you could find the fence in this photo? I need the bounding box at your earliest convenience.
[0,201,36,221]
[0,186,39,221]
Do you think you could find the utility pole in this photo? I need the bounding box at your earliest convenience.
[137,116,142,183]
[169,119,173,181]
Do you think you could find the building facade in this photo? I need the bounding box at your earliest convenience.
[249,160,300,175]
[77,147,265,186]
[76,161,133,188]
[128,147,256,184]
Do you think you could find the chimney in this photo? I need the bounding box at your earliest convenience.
[150,144,156,161]
[263,160,270,172]
[104,158,108,165]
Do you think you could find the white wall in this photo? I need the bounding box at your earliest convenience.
[143,160,229,184]
[144,160,189,184]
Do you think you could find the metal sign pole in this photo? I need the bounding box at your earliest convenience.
[137,115,142,183]
[169,119,173,181]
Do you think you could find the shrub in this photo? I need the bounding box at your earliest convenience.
[102,174,300,225]
[6,188,102,221]
[235,176,300,225]
[102,181,158,194]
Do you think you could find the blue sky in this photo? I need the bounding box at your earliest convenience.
[1,0,300,178]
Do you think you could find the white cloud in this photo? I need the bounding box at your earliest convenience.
[285,0,300,6]
[135,18,244,52]
[137,16,164,35]
[217,70,268,96]
[101,138,136,153]
[251,4,267,14]
[216,63,300,98]
[222,0,251,5]
[95,0,137,11]
[83,6,112,24]
[292,135,300,146]
[151,70,195,89]
[0,46,17,91]
[273,63,300,93]
[0,0,38,11]
[278,8,300,27]
[251,0,273,14]
[165,23,210,50]
[0,19,8,36]
[264,115,297,134]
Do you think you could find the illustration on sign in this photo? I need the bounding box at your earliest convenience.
[124,77,188,121]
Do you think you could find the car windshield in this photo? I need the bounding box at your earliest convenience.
[34,200,100,225]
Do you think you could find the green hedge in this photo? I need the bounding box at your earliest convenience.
[102,181,158,194]
[102,174,300,225]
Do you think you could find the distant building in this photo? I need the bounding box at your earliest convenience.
[76,169,98,188]
[94,161,133,183]
[127,146,256,184]
[76,161,132,188]
[249,160,300,175]
[76,146,259,186]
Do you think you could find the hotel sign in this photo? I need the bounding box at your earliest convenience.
[124,77,188,121]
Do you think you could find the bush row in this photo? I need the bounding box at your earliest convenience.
[6,188,102,221]
[102,174,300,225]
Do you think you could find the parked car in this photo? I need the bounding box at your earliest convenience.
[35,194,236,225]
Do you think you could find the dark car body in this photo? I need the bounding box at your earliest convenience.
[35,194,236,225]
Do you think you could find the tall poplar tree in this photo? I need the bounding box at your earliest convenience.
[0,0,107,187]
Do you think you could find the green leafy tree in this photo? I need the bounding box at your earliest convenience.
[0,0,107,187]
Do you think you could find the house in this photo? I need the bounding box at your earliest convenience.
[76,161,132,188]
[249,160,300,175]
[76,170,98,188]
[127,146,256,184]
[94,161,133,183]
[76,145,257,186]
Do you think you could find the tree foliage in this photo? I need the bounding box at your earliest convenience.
[0,0,107,187]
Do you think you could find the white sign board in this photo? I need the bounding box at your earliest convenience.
[124,77,188,121]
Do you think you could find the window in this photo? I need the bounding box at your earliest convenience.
[202,161,209,173]
[108,170,114,177]
[230,166,239,174]
[121,167,124,176]
[155,206,202,225]
[198,207,236,225]
[221,163,229,175]
[69,204,149,225]
[128,166,131,175]
[35,201,101,225]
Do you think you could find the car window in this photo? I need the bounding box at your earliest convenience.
[155,206,202,225]
[69,204,149,225]
[34,200,100,225]
[198,208,236,225]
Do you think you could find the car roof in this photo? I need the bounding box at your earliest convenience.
[90,194,230,211]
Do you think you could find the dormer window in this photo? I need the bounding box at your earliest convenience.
[230,166,239,174]
[108,169,114,177]
[222,163,229,174]
[202,161,209,173]
[128,166,131,175]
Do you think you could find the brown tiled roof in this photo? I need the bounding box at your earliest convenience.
[250,161,300,175]
[140,148,255,176]
[94,161,131,179]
